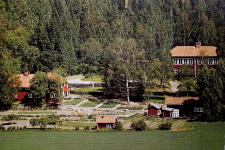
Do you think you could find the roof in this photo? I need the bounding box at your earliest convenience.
[165,97,199,105]
[162,105,174,111]
[149,103,163,109]
[47,72,67,83]
[170,46,217,57]
[17,74,34,87]
[96,116,117,123]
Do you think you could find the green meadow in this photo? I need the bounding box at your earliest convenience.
[0,122,224,150]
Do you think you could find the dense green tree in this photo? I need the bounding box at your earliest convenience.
[0,48,20,109]
[29,71,49,106]
[197,65,223,121]
[103,38,145,103]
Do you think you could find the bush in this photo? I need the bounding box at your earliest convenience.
[7,126,16,131]
[87,115,93,119]
[130,120,146,131]
[158,121,172,130]
[75,127,79,130]
[0,126,5,130]
[84,126,90,130]
[114,121,123,131]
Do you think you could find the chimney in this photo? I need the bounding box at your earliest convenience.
[23,70,29,76]
[46,70,51,76]
[196,42,201,48]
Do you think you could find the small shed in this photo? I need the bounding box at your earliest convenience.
[96,116,117,129]
[162,106,174,118]
[147,103,163,116]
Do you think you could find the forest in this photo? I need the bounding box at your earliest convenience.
[1,0,225,121]
[0,0,225,74]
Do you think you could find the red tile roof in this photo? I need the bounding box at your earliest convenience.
[170,46,217,57]
[17,74,34,88]
[96,116,117,123]
[165,97,199,105]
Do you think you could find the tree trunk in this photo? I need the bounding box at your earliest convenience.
[126,77,130,105]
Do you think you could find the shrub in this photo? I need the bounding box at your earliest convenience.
[87,115,93,119]
[7,126,16,131]
[158,121,172,130]
[75,127,79,130]
[0,126,5,130]
[130,120,146,131]
[84,126,90,130]
[114,121,123,131]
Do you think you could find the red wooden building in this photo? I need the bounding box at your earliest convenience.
[165,97,202,118]
[170,42,218,76]
[147,103,179,118]
[147,103,163,116]
[96,116,117,129]
[13,71,70,104]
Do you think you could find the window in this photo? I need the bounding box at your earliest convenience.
[208,59,213,65]
[173,59,178,65]
[194,107,203,112]
[106,124,111,128]
[213,58,218,65]
[14,94,18,98]
[178,59,182,64]
[197,58,202,65]
[189,59,193,65]
[50,94,54,98]
[25,88,30,91]
[174,69,179,75]
[184,59,188,64]
[27,93,33,98]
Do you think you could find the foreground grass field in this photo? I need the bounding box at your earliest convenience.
[0,122,224,150]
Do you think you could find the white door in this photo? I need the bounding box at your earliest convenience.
[172,109,179,118]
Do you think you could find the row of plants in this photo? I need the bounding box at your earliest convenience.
[63,99,85,105]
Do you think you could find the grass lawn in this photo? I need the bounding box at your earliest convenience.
[80,101,100,107]
[72,87,102,95]
[82,75,102,82]
[100,102,119,108]
[17,111,57,114]
[117,106,144,110]
[0,122,224,150]
[63,99,84,105]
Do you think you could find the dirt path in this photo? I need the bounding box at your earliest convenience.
[170,81,180,93]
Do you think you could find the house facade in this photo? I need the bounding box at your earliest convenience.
[165,97,203,118]
[147,103,179,119]
[96,116,117,129]
[14,71,70,104]
[170,42,218,76]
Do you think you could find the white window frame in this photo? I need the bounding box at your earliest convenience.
[174,69,179,75]
[174,58,178,65]
[25,88,30,90]
[178,59,183,65]
[106,124,111,128]
[50,94,54,98]
[189,58,193,65]
[194,107,203,112]
[27,93,33,98]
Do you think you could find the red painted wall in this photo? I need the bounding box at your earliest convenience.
[97,123,114,129]
[16,92,28,101]
[163,111,171,118]
[148,107,157,115]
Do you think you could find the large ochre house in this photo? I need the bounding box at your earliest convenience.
[13,71,70,104]
[170,42,218,76]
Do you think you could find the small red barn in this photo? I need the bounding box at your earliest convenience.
[162,106,174,118]
[147,103,163,116]
[96,116,117,129]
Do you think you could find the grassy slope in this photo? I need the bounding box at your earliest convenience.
[0,122,224,150]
